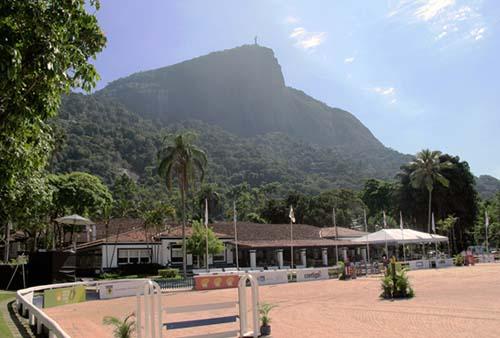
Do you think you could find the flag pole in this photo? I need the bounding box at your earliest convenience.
[205,199,209,272]
[383,211,388,257]
[333,208,339,264]
[431,212,438,257]
[485,211,489,255]
[364,209,370,264]
[233,201,239,270]
[290,205,295,269]
[400,211,406,262]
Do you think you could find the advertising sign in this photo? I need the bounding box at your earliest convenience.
[435,258,454,268]
[296,268,329,282]
[408,260,430,270]
[194,274,241,290]
[44,285,86,308]
[249,270,288,286]
[98,280,146,299]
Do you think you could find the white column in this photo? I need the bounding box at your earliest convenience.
[361,248,367,262]
[322,248,328,266]
[276,249,284,268]
[250,250,257,268]
[300,249,307,267]
[342,248,348,261]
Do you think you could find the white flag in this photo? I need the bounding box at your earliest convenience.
[432,212,436,233]
[289,206,296,223]
[485,211,489,229]
[400,211,404,230]
[383,211,387,229]
[204,199,208,228]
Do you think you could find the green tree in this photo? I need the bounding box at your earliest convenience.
[407,150,453,233]
[0,0,106,238]
[48,172,112,246]
[111,174,140,218]
[141,202,176,263]
[437,215,458,252]
[361,179,396,218]
[157,132,207,277]
[186,221,224,269]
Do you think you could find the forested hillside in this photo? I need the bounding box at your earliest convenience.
[53,93,410,193]
[51,44,499,199]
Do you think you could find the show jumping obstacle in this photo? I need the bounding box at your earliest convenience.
[136,274,260,338]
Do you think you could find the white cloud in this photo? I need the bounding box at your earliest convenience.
[415,0,455,21]
[344,56,355,64]
[390,99,397,104]
[289,27,306,38]
[372,87,395,95]
[285,16,300,24]
[469,26,485,40]
[388,0,487,44]
[289,27,326,50]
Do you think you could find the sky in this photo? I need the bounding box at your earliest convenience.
[91,0,500,178]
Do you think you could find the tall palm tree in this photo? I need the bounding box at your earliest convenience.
[157,132,207,277]
[408,149,453,233]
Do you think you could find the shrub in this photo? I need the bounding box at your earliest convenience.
[158,268,180,279]
[380,258,414,299]
[453,254,464,266]
[103,313,135,338]
[338,261,347,280]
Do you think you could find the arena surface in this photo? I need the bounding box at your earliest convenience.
[45,264,500,338]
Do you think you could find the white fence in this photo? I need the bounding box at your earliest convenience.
[16,279,149,338]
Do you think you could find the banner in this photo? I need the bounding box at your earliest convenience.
[194,274,241,290]
[98,280,146,299]
[44,285,86,308]
[408,260,430,270]
[296,268,329,282]
[249,270,288,286]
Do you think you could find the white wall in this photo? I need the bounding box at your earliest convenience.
[160,238,232,266]
[101,244,160,269]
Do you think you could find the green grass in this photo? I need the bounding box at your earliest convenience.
[0,292,15,338]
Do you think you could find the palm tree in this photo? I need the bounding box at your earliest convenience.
[157,132,207,277]
[408,149,453,233]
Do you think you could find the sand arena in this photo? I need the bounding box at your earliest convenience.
[45,264,500,338]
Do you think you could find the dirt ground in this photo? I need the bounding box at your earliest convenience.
[45,264,500,338]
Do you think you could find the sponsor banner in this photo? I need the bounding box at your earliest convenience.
[408,260,430,270]
[249,271,288,286]
[98,280,145,299]
[44,285,86,308]
[296,268,329,282]
[194,274,240,290]
[435,258,454,268]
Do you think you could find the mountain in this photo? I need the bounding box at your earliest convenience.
[99,44,386,152]
[52,44,499,197]
[476,175,500,200]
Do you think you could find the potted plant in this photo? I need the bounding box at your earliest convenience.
[259,302,277,336]
[103,313,135,338]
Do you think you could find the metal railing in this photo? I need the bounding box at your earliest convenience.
[154,277,194,290]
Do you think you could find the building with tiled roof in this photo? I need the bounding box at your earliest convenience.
[75,219,368,273]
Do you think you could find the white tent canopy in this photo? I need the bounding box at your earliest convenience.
[352,228,448,245]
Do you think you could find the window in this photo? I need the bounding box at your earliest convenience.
[171,244,183,263]
[117,248,151,265]
[213,245,225,262]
